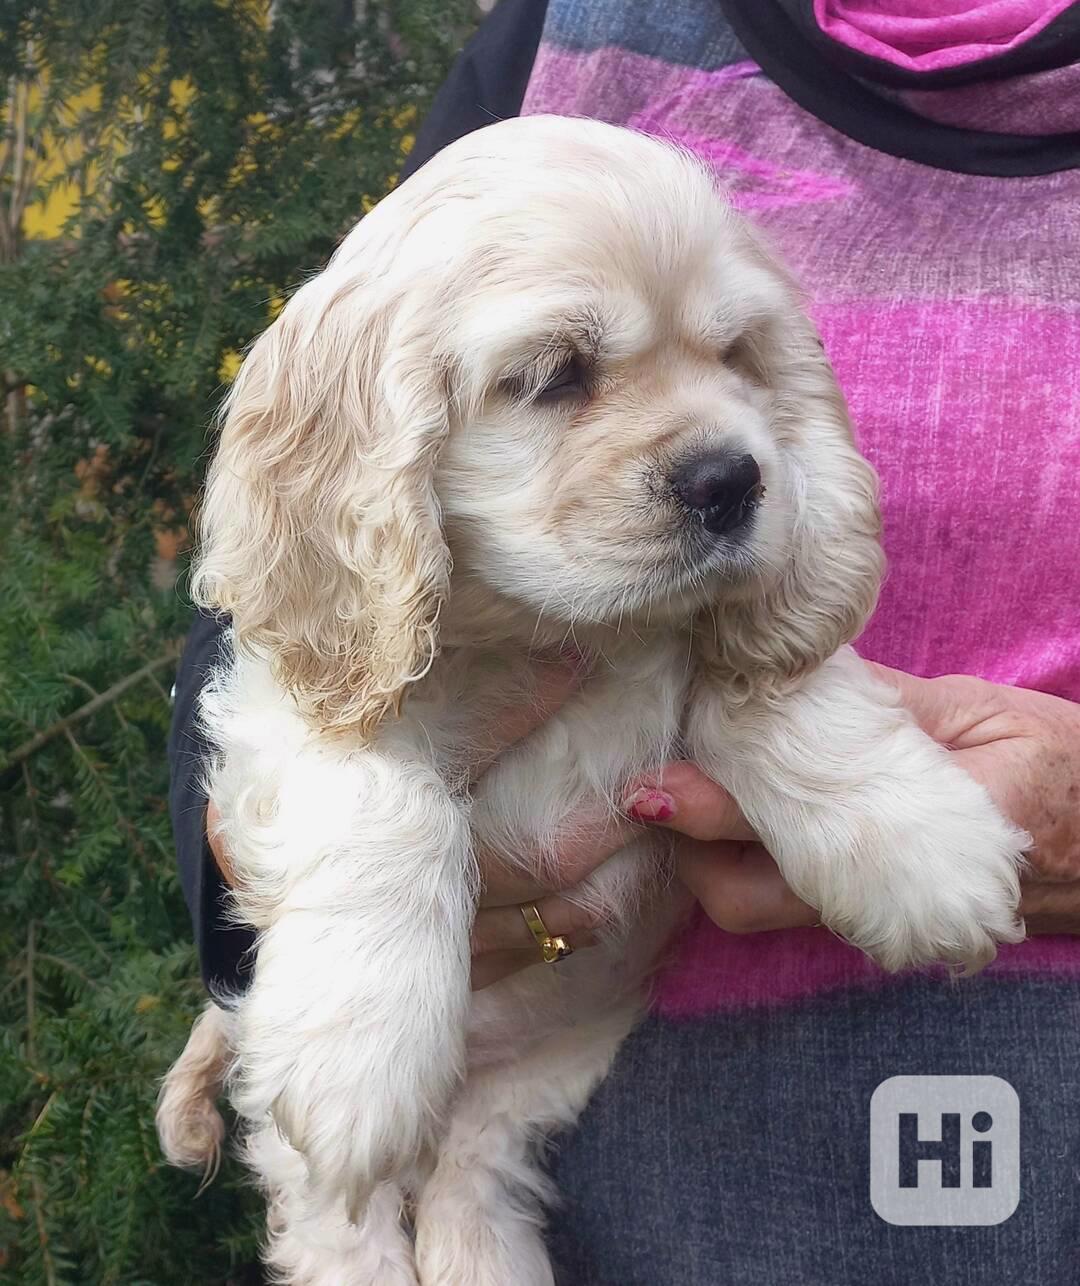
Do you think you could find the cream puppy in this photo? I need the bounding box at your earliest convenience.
[157,116,1026,1286]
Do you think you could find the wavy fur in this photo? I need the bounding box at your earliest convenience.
[160,117,1026,1285]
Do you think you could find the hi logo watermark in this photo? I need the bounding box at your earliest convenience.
[870,1076,1020,1226]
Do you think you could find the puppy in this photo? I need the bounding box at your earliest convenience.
[158,116,1027,1285]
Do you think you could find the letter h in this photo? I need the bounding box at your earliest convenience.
[898,1112,961,1188]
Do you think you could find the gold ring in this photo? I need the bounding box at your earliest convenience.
[519,903,574,964]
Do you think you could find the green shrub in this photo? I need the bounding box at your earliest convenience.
[0,3,472,1280]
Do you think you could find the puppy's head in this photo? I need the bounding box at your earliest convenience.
[195,116,882,736]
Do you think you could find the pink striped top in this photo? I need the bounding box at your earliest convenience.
[523,5,1080,1015]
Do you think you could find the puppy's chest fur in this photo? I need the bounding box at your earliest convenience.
[392,633,696,1056]
[411,633,690,861]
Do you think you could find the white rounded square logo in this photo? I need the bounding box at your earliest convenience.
[869,1075,1020,1226]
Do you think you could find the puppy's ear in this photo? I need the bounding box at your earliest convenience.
[698,272,884,691]
[193,273,450,738]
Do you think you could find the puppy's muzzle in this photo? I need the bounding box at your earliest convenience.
[672,449,764,537]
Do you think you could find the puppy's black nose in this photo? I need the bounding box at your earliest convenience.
[672,451,763,536]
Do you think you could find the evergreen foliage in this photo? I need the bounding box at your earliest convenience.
[0,3,472,1280]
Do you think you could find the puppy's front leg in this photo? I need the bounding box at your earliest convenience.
[686,646,1027,970]
[228,747,473,1221]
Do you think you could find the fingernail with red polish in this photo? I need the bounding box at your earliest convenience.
[623,788,676,823]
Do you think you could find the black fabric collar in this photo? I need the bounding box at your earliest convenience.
[718,0,1080,176]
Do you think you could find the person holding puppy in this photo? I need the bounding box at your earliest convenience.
[171,0,1080,1280]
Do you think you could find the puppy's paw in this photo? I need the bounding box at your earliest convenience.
[237,1023,454,1221]
[415,1198,554,1286]
[265,1177,420,1286]
[276,1222,420,1286]
[817,759,1027,973]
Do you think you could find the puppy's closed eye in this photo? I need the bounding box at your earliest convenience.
[535,353,590,404]
[721,332,769,387]
[500,352,592,407]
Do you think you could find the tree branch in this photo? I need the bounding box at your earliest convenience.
[25,920,36,1064]
[22,922,57,1284]
[1,645,181,773]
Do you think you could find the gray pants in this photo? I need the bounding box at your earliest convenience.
[548,976,1080,1285]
